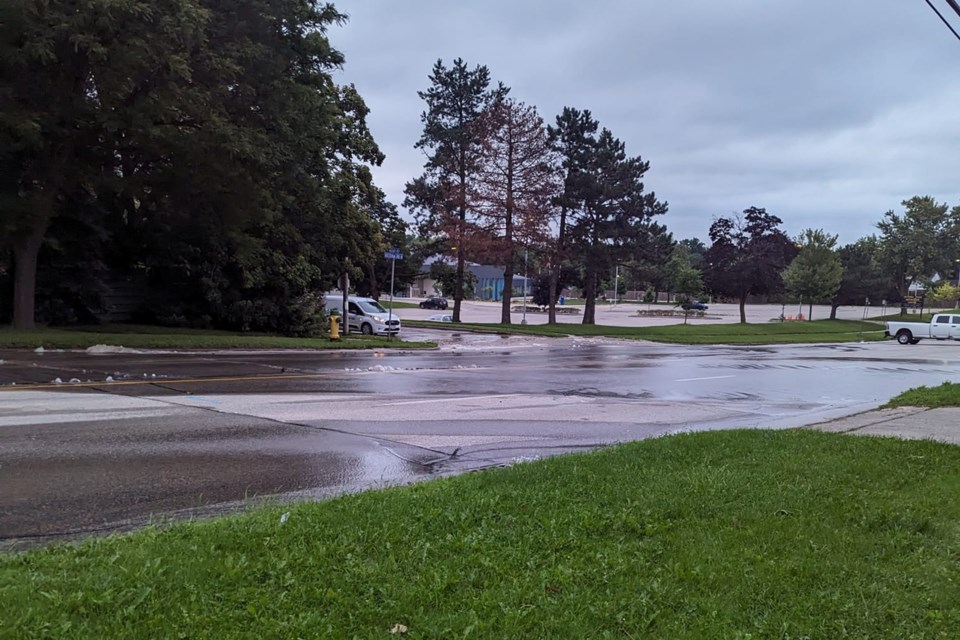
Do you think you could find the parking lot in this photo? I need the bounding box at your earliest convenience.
[396,298,897,327]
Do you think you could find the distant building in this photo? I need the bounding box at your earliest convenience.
[409,258,530,301]
[471,264,530,302]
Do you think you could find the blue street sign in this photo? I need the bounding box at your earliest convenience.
[384,248,403,260]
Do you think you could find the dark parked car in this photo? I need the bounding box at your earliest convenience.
[680,300,708,311]
[419,295,448,310]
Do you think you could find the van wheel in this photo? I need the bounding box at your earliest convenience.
[896,330,912,345]
[361,323,374,336]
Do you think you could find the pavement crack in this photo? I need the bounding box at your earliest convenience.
[813,407,931,434]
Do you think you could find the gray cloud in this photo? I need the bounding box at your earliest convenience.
[334,0,960,244]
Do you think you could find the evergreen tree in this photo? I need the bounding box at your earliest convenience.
[567,128,667,325]
[404,58,507,322]
[546,107,598,324]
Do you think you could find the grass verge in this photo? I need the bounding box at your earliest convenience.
[406,318,884,344]
[0,325,434,350]
[869,312,937,323]
[3,429,960,638]
[376,301,421,309]
[883,381,960,408]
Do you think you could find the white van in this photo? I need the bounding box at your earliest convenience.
[325,295,401,336]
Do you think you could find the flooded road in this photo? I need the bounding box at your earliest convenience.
[3,334,960,547]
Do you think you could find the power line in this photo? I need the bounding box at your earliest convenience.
[924,0,960,42]
[946,0,960,20]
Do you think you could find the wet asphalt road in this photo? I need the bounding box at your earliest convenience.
[3,331,960,547]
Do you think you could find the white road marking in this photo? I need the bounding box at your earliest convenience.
[384,394,525,406]
[675,375,736,382]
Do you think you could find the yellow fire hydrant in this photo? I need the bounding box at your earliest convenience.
[329,312,341,341]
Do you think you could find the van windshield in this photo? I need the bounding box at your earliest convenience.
[358,300,386,314]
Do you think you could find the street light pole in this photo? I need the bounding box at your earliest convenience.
[383,247,403,340]
[521,248,528,325]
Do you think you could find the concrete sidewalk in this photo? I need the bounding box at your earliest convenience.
[808,407,960,445]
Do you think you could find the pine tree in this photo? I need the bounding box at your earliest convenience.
[567,128,667,325]
[546,107,598,323]
[404,58,507,322]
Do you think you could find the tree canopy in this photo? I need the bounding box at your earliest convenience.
[782,229,843,321]
[704,207,797,323]
[877,196,960,310]
[404,58,507,322]
[1,0,391,334]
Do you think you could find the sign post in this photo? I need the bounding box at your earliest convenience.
[384,248,403,341]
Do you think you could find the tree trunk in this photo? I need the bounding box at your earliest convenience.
[582,266,597,325]
[367,261,379,301]
[738,294,747,324]
[500,250,514,325]
[808,301,813,321]
[829,303,839,320]
[452,162,467,322]
[547,267,558,324]
[12,223,46,330]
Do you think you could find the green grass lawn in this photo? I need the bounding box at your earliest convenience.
[376,300,421,309]
[406,318,885,344]
[869,312,937,323]
[0,324,434,350]
[884,381,960,408]
[3,429,960,638]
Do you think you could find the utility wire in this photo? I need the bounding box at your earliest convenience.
[946,0,960,20]
[924,0,960,42]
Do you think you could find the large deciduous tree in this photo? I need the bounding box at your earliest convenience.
[877,196,960,312]
[404,58,506,322]
[704,207,797,323]
[2,0,388,334]
[1,0,209,328]
[781,228,843,321]
[473,97,560,324]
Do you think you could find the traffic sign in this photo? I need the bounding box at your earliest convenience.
[384,248,403,260]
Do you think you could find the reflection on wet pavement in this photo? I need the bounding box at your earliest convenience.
[4,336,960,547]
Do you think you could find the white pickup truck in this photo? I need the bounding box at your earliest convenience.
[885,313,960,345]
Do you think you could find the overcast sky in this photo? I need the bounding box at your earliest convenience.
[332,1,960,245]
